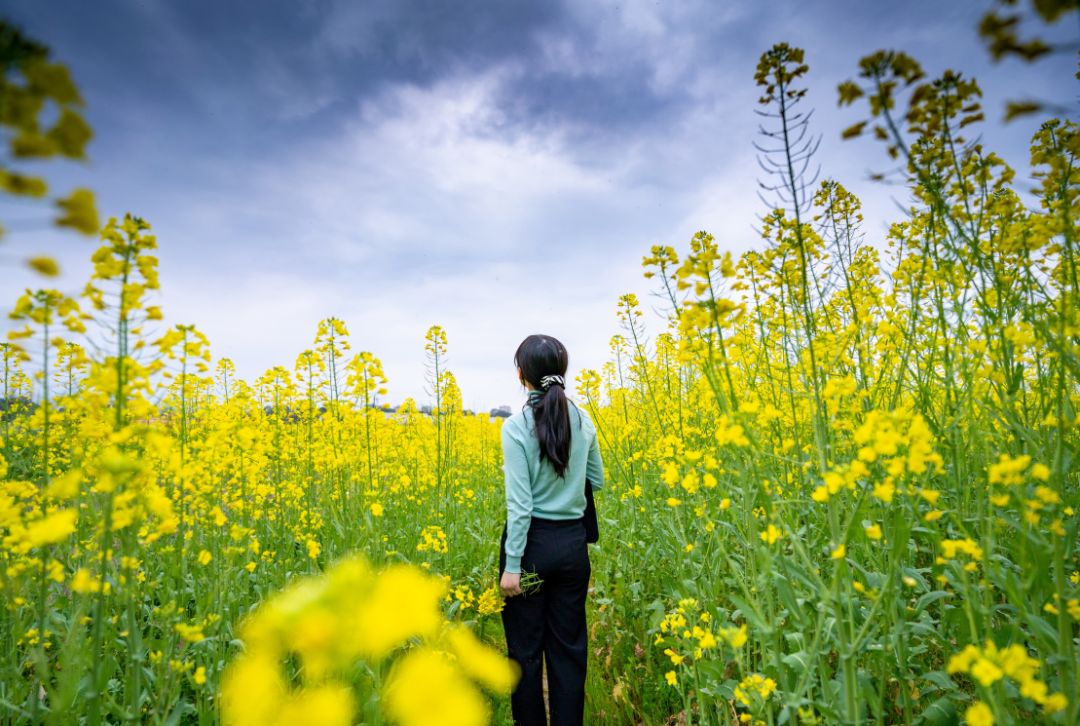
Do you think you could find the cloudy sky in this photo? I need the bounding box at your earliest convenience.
[2,1,1074,411]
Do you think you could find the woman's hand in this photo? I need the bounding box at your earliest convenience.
[500,570,522,597]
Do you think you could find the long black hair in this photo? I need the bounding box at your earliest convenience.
[514,334,573,477]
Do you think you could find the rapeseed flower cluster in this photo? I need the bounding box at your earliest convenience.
[948,641,1067,716]
[734,673,778,708]
[221,555,518,726]
[417,524,449,554]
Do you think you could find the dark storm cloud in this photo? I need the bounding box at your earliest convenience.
[4,1,647,143]
[7,1,1074,149]
[10,0,1068,160]
[2,1,747,151]
[5,0,562,150]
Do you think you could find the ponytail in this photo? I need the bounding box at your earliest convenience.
[530,380,570,477]
[514,334,572,477]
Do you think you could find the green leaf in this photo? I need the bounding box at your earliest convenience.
[774,574,807,625]
[163,699,193,726]
[918,695,957,725]
[914,590,951,614]
[728,593,768,633]
[1025,611,1059,643]
[921,670,956,692]
[781,650,810,674]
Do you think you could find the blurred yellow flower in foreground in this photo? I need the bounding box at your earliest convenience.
[220,554,516,726]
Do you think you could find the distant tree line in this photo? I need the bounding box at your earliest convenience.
[0,396,515,424]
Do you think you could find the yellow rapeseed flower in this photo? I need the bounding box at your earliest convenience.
[277,685,355,726]
[664,647,684,665]
[220,654,286,726]
[719,623,748,648]
[383,647,490,726]
[27,256,61,276]
[988,453,1031,486]
[175,623,205,643]
[734,673,777,706]
[444,624,520,694]
[1044,693,1068,713]
[941,539,983,561]
[970,658,1004,687]
[477,585,504,616]
[70,568,103,594]
[965,701,993,726]
[872,480,895,503]
[21,509,77,550]
[416,525,449,554]
[352,564,446,661]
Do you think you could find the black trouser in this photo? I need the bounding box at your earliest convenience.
[498,516,590,726]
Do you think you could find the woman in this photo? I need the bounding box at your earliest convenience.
[498,334,604,726]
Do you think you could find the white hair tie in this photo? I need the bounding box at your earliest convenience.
[539,374,565,390]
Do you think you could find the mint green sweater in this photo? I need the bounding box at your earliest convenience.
[501,390,605,573]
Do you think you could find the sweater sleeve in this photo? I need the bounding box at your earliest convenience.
[585,415,605,491]
[501,420,532,574]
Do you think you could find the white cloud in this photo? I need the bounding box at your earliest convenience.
[121,70,663,410]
